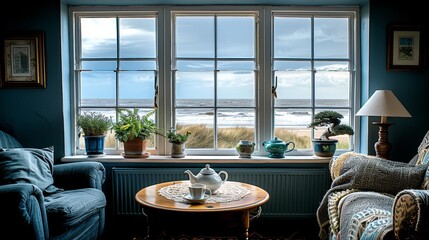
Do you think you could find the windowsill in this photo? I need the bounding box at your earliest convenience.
[61,154,332,164]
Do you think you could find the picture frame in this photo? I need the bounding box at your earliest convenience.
[387,25,424,70]
[1,32,46,88]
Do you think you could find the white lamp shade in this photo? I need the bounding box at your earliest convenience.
[356,90,411,117]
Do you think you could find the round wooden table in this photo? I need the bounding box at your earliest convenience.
[135,180,269,240]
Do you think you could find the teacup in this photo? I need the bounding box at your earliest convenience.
[188,183,211,200]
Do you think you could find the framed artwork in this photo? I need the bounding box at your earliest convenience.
[387,25,424,70]
[1,32,46,88]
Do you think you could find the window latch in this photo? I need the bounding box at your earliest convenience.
[272,76,278,99]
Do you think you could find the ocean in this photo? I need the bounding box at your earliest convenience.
[80,98,350,128]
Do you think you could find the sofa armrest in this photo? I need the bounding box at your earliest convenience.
[0,183,49,239]
[393,189,429,239]
[53,161,106,190]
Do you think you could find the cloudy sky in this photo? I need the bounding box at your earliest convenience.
[79,15,350,101]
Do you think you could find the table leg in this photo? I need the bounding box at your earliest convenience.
[241,210,250,240]
[141,208,151,240]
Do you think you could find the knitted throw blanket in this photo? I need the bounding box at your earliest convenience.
[316,154,428,239]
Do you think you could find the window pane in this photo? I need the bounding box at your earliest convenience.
[314,18,349,59]
[217,16,255,58]
[273,61,310,71]
[118,71,155,107]
[315,61,349,71]
[175,72,214,106]
[217,71,254,106]
[315,71,350,107]
[175,108,214,148]
[274,109,312,149]
[119,18,156,58]
[274,17,311,58]
[175,16,214,58]
[176,60,214,71]
[82,61,116,71]
[121,61,156,70]
[81,18,117,58]
[218,108,255,148]
[81,71,116,106]
[274,71,311,107]
[218,61,255,71]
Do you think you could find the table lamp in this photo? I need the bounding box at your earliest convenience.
[356,90,411,159]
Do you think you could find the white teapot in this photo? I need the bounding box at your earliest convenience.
[184,164,228,193]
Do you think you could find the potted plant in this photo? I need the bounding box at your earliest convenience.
[111,108,161,158]
[308,110,354,157]
[76,112,112,156]
[166,127,191,158]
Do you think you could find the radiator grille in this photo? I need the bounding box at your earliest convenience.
[113,167,329,217]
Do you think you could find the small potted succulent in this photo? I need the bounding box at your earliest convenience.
[76,112,112,156]
[308,110,354,157]
[111,108,161,158]
[166,127,191,158]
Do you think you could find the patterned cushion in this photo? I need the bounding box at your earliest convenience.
[360,218,393,240]
[347,208,392,240]
[393,189,428,239]
[0,130,22,148]
[416,130,429,165]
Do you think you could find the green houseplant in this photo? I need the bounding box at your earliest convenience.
[166,128,191,158]
[111,108,160,157]
[308,110,354,157]
[76,112,112,156]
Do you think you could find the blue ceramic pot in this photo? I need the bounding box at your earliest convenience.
[84,135,105,156]
[312,139,338,157]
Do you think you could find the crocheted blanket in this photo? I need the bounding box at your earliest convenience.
[316,153,428,239]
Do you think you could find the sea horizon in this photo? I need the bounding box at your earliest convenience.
[80,98,350,128]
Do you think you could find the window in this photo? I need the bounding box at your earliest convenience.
[172,12,257,153]
[71,7,358,156]
[272,13,355,152]
[73,12,158,154]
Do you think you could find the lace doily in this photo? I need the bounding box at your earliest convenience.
[158,181,251,203]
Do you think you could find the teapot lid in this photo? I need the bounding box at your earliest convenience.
[200,164,215,174]
[269,137,284,143]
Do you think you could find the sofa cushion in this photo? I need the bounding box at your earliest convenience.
[0,130,22,148]
[44,188,106,227]
[0,146,61,194]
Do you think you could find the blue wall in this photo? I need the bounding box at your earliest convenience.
[1,0,428,162]
[362,0,429,161]
[0,0,66,161]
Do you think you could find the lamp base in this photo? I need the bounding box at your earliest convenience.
[372,122,394,159]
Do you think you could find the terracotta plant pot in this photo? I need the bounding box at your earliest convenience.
[123,138,148,158]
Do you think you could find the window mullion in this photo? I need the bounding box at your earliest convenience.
[214,14,218,150]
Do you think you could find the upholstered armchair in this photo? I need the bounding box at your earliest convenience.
[317,131,429,240]
[0,130,106,240]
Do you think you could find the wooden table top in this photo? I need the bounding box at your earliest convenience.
[135,180,269,213]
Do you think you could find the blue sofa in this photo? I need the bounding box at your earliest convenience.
[0,130,106,239]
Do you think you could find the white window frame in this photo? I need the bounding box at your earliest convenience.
[69,6,360,157]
